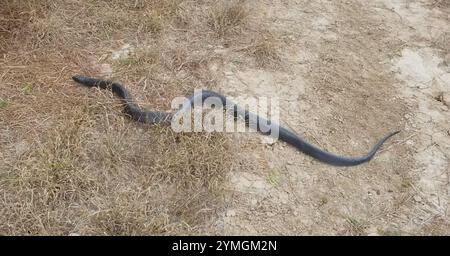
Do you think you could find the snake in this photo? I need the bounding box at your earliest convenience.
[72,75,399,167]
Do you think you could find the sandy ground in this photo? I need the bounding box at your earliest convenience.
[213,0,449,235]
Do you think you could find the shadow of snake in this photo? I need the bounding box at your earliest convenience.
[73,75,399,167]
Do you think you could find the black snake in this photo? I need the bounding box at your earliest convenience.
[72,75,399,167]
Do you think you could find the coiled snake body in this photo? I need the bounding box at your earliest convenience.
[73,75,399,167]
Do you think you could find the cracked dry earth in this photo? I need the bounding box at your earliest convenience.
[213,0,449,235]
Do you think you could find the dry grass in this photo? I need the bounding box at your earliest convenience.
[208,0,249,37]
[246,32,281,68]
[432,32,450,53]
[431,0,450,10]
[420,216,450,235]
[0,0,259,235]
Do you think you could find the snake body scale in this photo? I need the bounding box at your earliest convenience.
[72,75,399,167]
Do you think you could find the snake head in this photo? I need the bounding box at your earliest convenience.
[72,75,93,84]
[72,75,102,87]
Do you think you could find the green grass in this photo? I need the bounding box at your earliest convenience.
[0,99,7,108]
[22,83,33,94]
[266,170,281,187]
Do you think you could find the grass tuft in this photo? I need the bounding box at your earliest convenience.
[208,0,249,37]
[247,32,281,68]
[0,100,7,108]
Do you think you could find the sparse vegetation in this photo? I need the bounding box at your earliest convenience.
[266,170,281,187]
[345,217,368,235]
[247,33,281,68]
[432,32,450,52]
[208,0,249,37]
[377,228,402,236]
[22,83,33,95]
[0,100,7,108]
[0,0,244,235]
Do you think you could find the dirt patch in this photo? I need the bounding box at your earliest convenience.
[215,0,449,235]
